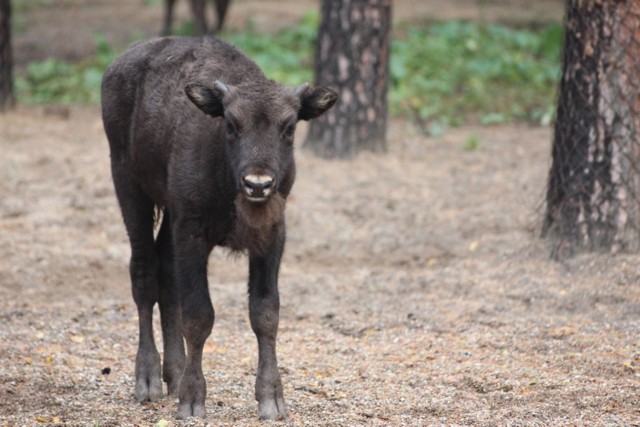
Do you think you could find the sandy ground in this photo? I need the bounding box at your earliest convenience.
[2,0,639,426]
[1,107,639,426]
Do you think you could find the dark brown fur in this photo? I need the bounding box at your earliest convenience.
[228,193,286,254]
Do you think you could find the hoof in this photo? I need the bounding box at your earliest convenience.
[134,375,163,402]
[135,348,162,402]
[176,402,206,419]
[258,396,287,421]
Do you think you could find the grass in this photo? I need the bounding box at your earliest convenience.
[391,21,562,130]
[13,0,54,13]
[16,13,562,128]
[16,34,118,104]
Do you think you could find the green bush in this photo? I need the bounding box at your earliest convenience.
[224,11,318,86]
[16,34,117,104]
[16,14,562,127]
[391,21,562,129]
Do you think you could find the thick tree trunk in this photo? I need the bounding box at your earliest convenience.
[543,0,640,259]
[0,0,14,111]
[305,0,391,159]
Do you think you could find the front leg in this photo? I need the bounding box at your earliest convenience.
[172,219,214,419]
[248,222,287,420]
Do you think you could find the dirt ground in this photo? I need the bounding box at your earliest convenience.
[2,1,639,426]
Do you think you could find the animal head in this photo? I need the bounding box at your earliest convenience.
[185,80,337,206]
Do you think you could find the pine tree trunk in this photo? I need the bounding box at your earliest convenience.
[304,0,391,159]
[543,0,640,259]
[0,0,14,112]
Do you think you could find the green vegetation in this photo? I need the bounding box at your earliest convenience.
[13,0,54,13]
[16,35,118,104]
[224,12,319,86]
[463,133,482,151]
[168,11,318,86]
[16,13,562,128]
[391,21,562,130]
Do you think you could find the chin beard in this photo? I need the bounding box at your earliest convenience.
[234,192,286,229]
[230,193,286,255]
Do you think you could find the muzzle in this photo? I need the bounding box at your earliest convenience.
[241,173,275,202]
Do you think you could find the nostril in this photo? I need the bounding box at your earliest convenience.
[242,176,253,189]
[242,174,275,198]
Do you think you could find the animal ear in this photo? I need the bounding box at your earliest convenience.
[184,81,230,117]
[296,84,338,121]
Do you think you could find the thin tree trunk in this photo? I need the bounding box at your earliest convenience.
[543,0,640,259]
[305,0,391,159]
[0,0,15,112]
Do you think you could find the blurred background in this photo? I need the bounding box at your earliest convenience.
[13,0,564,129]
[2,1,640,426]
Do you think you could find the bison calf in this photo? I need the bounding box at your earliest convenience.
[101,36,336,420]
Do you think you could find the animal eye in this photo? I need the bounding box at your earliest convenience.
[225,121,238,137]
[282,123,295,138]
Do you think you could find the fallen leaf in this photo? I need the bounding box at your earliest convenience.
[549,326,577,339]
[69,334,85,343]
[329,391,347,400]
[35,417,62,425]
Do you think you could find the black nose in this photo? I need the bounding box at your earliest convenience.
[242,174,275,200]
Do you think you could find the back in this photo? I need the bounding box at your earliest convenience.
[101,36,266,205]
[102,36,266,148]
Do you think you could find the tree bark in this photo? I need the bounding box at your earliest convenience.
[305,0,391,159]
[543,0,640,259]
[0,0,14,112]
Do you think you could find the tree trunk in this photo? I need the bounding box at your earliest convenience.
[543,0,640,259]
[304,0,391,159]
[0,0,14,112]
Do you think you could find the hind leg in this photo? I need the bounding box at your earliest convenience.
[213,0,230,32]
[189,0,208,35]
[111,161,163,402]
[156,209,185,396]
[163,0,176,35]
[172,216,215,419]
